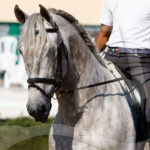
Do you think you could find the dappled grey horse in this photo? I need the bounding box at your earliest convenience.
[14,5,148,150]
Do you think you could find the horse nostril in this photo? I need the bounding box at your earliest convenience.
[38,104,46,114]
[41,105,46,113]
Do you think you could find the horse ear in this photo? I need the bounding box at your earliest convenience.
[39,4,53,25]
[14,5,28,24]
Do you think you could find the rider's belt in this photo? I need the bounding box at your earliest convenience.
[108,47,150,54]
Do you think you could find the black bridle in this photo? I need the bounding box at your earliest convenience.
[27,23,67,99]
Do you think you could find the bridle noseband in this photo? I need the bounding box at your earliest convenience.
[27,22,68,99]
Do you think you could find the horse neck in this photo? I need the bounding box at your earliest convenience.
[66,34,110,103]
[54,15,112,124]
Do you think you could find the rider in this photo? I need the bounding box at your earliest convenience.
[95,0,150,136]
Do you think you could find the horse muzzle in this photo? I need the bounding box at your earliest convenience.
[27,100,52,123]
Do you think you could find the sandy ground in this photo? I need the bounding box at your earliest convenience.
[0,86,58,119]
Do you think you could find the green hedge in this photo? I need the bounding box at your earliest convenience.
[0,117,53,127]
[0,117,54,150]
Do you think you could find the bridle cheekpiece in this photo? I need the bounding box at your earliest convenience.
[27,22,67,99]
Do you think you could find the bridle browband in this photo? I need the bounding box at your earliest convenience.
[35,27,58,35]
[27,22,67,99]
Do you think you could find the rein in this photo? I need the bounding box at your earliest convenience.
[27,21,150,99]
[60,71,150,94]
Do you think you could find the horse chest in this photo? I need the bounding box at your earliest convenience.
[49,104,135,150]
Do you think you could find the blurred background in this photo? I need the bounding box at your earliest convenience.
[0,0,102,150]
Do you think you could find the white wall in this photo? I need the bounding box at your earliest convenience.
[0,0,102,25]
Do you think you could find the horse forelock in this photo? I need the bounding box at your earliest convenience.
[19,13,54,75]
[20,13,47,50]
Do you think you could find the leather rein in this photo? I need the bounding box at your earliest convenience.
[27,21,150,99]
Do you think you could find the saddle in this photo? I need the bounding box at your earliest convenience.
[104,60,149,142]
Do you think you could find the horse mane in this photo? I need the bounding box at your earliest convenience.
[49,8,105,66]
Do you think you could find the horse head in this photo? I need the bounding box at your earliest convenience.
[14,5,68,122]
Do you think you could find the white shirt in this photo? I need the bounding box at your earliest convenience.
[100,0,150,49]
